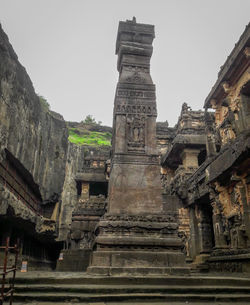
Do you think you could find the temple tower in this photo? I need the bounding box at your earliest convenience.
[88,18,186,275]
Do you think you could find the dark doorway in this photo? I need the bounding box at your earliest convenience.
[89,182,108,197]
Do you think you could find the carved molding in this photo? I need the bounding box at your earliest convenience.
[113,153,159,165]
[123,65,149,73]
[115,102,157,116]
[117,89,156,99]
[102,214,177,223]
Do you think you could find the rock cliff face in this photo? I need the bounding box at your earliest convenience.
[0,23,68,202]
[58,143,85,241]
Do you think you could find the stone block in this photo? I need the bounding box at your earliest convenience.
[56,249,91,271]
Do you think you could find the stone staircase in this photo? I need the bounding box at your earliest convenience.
[6,272,250,304]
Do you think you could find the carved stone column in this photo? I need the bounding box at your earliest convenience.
[80,182,89,201]
[211,201,228,249]
[188,206,200,260]
[88,19,186,275]
[198,209,214,254]
[209,188,228,249]
[205,110,217,158]
[243,176,250,247]
[181,149,200,169]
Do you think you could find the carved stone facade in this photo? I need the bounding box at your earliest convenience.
[161,23,250,273]
[57,147,109,271]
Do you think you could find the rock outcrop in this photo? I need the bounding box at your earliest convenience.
[0,23,68,202]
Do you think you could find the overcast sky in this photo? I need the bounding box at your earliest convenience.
[0,0,249,127]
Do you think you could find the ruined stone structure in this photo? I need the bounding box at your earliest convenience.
[0,19,249,275]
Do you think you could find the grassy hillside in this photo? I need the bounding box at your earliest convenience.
[68,128,111,146]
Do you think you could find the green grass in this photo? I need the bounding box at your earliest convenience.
[68,128,111,146]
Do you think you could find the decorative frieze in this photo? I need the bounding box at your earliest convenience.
[113,153,159,165]
[102,214,177,223]
[115,101,157,116]
[123,65,149,73]
[116,89,156,99]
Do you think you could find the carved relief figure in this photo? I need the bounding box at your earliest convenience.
[127,115,145,152]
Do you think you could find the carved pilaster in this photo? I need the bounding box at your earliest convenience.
[209,187,228,249]
[205,111,217,157]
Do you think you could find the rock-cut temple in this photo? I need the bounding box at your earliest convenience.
[0,18,250,279]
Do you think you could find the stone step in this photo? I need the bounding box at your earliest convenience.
[12,273,250,287]
[9,273,250,303]
[10,292,250,303]
[11,303,250,305]
[190,263,209,273]
[87,266,190,276]
[12,284,250,294]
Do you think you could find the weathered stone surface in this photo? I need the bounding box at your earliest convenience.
[108,19,162,215]
[108,163,162,214]
[55,249,92,272]
[0,23,68,202]
[58,144,110,241]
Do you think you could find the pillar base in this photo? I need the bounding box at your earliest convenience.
[87,214,187,275]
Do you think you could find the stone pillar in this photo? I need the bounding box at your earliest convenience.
[107,19,162,214]
[211,201,228,249]
[198,220,213,254]
[205,110,217,158]
[181,149,200,169]
[88,19,186,275]
[188,206,199,260]
[243,177,250,247]
[80,182,89,201]
[197,204,214,254]
[209,188,228,249]
[233,181,248,249]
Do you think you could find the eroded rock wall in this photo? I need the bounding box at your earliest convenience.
[0,23,68,202]
[58,143,85,241]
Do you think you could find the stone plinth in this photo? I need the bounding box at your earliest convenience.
[88,214,186,275]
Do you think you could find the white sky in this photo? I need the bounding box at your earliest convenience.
[0,0,249,127]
